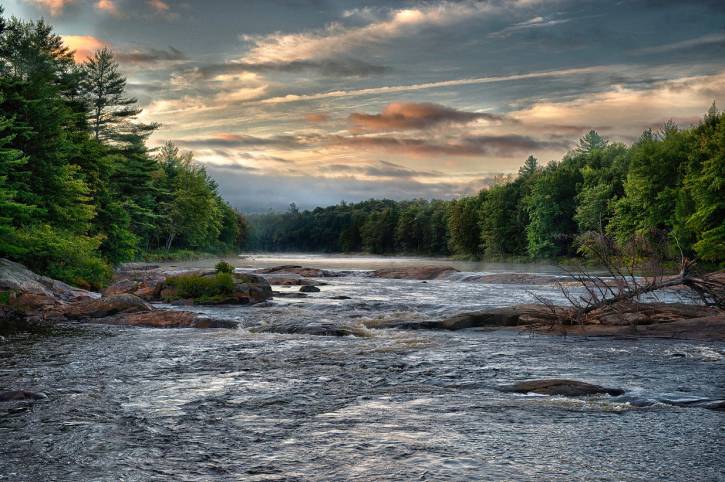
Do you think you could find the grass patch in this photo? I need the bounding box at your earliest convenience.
[164,272,236,303]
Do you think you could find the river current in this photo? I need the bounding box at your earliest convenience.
[1,254,723,481]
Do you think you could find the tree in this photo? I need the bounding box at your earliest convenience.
[80,48,143,142]
[0,112,33,256]
[576,130,608,154]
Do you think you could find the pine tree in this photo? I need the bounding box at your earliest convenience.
[80,48,143,141]
[0,113,33,256]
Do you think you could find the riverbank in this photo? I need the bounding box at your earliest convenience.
[3,256,722,341]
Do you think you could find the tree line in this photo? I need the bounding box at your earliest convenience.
[0,10,246,288]
[247,111,724,264]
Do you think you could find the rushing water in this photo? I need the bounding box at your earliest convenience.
[1,255,723,481]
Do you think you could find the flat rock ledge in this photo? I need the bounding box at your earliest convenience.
[498,379,625,397]
[378,303,723,341]
[250,321,369,337]
[372,266,459,280]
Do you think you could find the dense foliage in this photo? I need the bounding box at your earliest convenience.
[247,114,724,264]
[0,10,247,288]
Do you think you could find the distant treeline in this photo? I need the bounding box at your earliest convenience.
[0,10,246,288]
[247,111,724,264]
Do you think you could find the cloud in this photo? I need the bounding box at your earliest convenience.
[175,133,304,149]
[326,160,442,179]
[95,0,120,16]
[61,35,107,62]
[349,102,507,131]
[115,46,187,64]
[305,113,330,123]
[489,16,571,38]
[258,65,614,104]
[240,2,496,64]
[511,71,725,140]
[148,0,169,13]
[634,33,725,55]
[330,134,570,158]
[205,167,501,212]
[183,58,386,80]
[26,0,74,16]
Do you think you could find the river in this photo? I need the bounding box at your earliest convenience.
[1,254,723,481]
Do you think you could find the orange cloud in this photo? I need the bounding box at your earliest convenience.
[305,113,330,123]
[349,102,505,131]
[95,0,119,16]
[28,0,75,16]
[61,35,107,62]
[148,0,169,13]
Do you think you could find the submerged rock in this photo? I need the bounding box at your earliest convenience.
[299,285,321,293]
[95,310,238,329]
[272,291,308,298]
[64,294,153,319]
[387,305,565,330]
[372,266,458,280]
[458,273,570,285]
[499,379,625,397]
[0,390,48,402]
[250,321,368,337]
[255,265,339,277]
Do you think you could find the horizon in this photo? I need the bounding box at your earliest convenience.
[5,0,725,211]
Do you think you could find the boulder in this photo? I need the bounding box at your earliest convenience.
[388,305,567,330]
[0,390,48,402]
[157,271,272,305]
[371,266,458,280]
[299,285,321,293]
[499,379,625,397]
[94,310,238,329]
[272,291,308,298]
[64,294,153,319]
[260,274,321,286]
[250,321,368,337]
[255,265,339,277]
[0,258,98,313]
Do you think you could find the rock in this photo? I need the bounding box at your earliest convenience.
[157,271,273,305]
[330,295,351,300]
[250,321,368,337]
[255,265,339,277]
[0,258,98,313]
[499,379,625,397]
[0,390,48,402]
[372,266,458,280]
[388,305,566,330]
[117,263,160,272]
[299,285,320,293]
[64,294,153,319]
[96,310,238,329]
[101,278,139,297]
[458,273,570,285]
[260,274,321,286]
[272,291,308,298]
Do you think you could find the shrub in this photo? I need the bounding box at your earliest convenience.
[215,260,234,274]
[13,225,112,290]
[164,272,235,302]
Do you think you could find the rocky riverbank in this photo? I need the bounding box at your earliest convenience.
[2,259,723,339]
[0,259,272,330]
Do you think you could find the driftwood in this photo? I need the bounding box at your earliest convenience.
[536,233,724,329]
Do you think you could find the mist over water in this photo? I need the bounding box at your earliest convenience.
[1,255,723,481]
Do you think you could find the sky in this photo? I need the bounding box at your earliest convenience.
[5,0,725,211]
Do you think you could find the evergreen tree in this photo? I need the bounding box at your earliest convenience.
[80,47,143,142]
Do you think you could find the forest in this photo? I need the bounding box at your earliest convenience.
[247,113,724,265]
[0,10,246,288]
